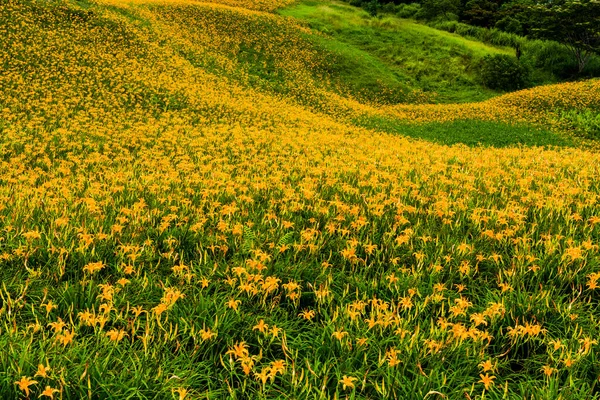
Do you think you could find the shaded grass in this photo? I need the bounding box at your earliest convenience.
[356,117,576,147]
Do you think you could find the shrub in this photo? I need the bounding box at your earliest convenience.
[494,16,523,35]
[415,0,460,21]
[364,0,379,16]
[394,3,421,18]
[430,20,520,48]
[477,54,530,91]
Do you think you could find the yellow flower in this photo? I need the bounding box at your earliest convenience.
[83,261,105,274]
[255,367,271,385]
[22,230,41,241]
[270,325,282,338]
[269,360,286,377]
[200,328,216,341]
[106,329,127,342]
[339,375,357,390]
[478,359,495,373]
[35,364,51,379]
[252,319,269,333]
[579,337,597,354]
[226,341,249,359]
[563,357,575,368]
[131,306,145,318]
[173,388,189,400]
[331,330,348,341]
[56,329,76,346]
[14,376,37,397]
[386,348,401,367]
[41,301,57,316]
[298,309,315,320]
[200,277,210,288]
[47,318,66,333]
[152,303,168,316]
[116,278,130,287]
[541,365,555,377]
[226,298,241,310]
[478,373,495,390]
[39,386,59,399]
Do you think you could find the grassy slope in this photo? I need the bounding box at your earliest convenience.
[93,0,590,148]
[275,0,591,146]
[99,0,582,147]
[278,0,512,103]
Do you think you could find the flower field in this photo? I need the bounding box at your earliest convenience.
[1,0,600,398]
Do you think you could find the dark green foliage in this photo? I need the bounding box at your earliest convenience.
[477,54,530,90]
[431,20,600,80]
[461,0,501,27]
[392,2,422,17]
[431,20,521,47]
[494,16,523,35]
[282,0,598,102]
[415,0,460,20]
[527,0,600,74]
[364,0,379,15]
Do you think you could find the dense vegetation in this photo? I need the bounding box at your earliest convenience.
[346,0,600,79]
[1,0,600,399]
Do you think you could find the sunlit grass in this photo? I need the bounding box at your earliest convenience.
[279,0,511,103]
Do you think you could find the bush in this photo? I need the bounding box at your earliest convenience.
[415,0,460,21]
[521,40,580,79]
[430,20,521,48]
[477,54,530,91]
[364,0,380,16]
[494,16,523,35]
[393,3,421,18]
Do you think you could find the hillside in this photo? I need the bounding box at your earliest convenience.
[1,0,600,399]
[279,0,514,103]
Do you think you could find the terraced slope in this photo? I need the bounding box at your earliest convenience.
[1,0,600,399]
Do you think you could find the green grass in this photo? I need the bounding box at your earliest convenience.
[356,118,576,147]
[558,110,600,141]
[278,1,513,103]
[2,0,600,399]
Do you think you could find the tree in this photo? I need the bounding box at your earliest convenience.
[417,0,461,20]
[461,0,502,27]
[365,0,380,16]
[477,54,530,90]
[528,0,600,73]
[495,16,524,35]
[496,1,534,35]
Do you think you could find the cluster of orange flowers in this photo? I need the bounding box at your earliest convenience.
[1,0,600,398]
[383,79,600,126]
[99,0,295,12]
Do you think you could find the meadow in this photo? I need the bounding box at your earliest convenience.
[1,0,600,399]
